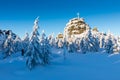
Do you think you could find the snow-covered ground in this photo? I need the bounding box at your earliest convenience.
[0,52,120,80]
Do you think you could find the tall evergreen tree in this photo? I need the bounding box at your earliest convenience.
[40,30,51,64]
[57,39,63,48]
[99,33,105,48]
[48,33,55,47]
[3,31,14,58]
[68,41,74,53]
[80,37,86,53]
[80,29,99,53]
[74,38,80,52]
[13,36,22,53]
[104,33,114,53]
[0,30,6,59]
[22,32,29,56]
[25,17,43,70]
[63,38,67,59]
[0,30,6,51]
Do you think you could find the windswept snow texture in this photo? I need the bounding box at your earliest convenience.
[0,53,120,80]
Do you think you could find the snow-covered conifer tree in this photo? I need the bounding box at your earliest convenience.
[74,38,80,52]
[48,33,55,47]
[68,41,74,53]
[99,33,105,48]
[80,37,86,53]
[0,30,6,58]
[3,31,14,58]
[22,32,29,56]
[13,36,22,53]
[116,36,120,52]
[25,17,43,70]
[0,30,6,51]
[113,41,119,53]
[104,33,114,53]
[57,39,63,48]
[80,29,99,53]
[40,30,51,64]
[107,34,119,53]
[63,38,68,59]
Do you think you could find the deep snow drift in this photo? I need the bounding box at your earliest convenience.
[0,52,120,80]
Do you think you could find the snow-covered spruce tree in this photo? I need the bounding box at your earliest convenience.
[0,30,6,51]
[80,29,99,53]
[40,30,51,64]
[79,37,86,53]
[99,33,106,48]
[3,31,15,58]
[63,38,68,59]
[105,32,120,53]
[116,36,120,52]
[92,30,104,49]
[21,32,29,56]
[68,41,74,53]
[104,33,114,53]
[48,33,55,47]
[54,38,59,48]
[57,39,63,48]
[112,39,119,53]
[25,17,43,70]
[55,37,58,44]
[0,30,6,59]
[74,38,81,52]
[13,36,22,53]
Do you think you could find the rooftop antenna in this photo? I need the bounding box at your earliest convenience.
[77,12,80,19]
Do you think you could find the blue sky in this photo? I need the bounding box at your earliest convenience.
[0,0,120,38]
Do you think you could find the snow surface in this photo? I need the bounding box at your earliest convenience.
[0,52,120,80]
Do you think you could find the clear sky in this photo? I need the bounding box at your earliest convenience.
[0,0,120,38]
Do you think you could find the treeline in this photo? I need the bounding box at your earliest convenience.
[0,17,120,70]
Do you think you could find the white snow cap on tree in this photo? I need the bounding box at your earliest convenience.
[22,32,30,56]
[41,30,46,39]
[13,36,22,53]
[48,32,55,47]
[7,31,12,40]
[34,16,39,30]
[23,32,29,41]
[32,16,39,36]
